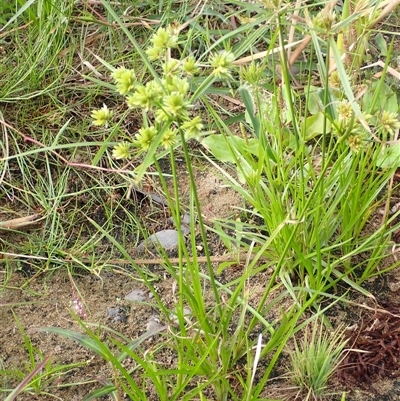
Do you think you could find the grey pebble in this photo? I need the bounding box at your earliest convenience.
[136,229,180,255]
[107,306,128,323]
[125,289,147,302]
[181,213,190,225]
[146,316,162,331]
[166,214,191,235]
[171,306,192,325]
[107,307,120,317]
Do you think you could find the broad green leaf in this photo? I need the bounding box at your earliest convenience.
[239,85,260,138]
[375,33,388,57]
[303,112,331,140]
[203,134,263,162]
[307,86,325,115]
[376,144,400,168]
[39,327,111,359]
[362,81,398,114]
[246,138,262,157]
[202,134,240,163]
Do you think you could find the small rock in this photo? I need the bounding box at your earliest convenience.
[171,306,192,325]
[125,289,147,302]
[146,316,162,332]
[167,214,191,235]
[107,307,120,317]
[180,224,190,236]
[107,306,128,323]
[182,214,190,225]
[136,229,180,256]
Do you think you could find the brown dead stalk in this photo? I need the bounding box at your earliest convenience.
[0,214,42,230]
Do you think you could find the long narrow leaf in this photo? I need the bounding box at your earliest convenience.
[328,37,371,133]
[4,356,51,401]
[83,385,118,401]
[38,327,111,359]
[0,0,36,32]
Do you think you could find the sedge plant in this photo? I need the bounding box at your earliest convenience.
[201,2,400,303]
[32,5,336,400]
[55,18,294,400]
[4,0,400,399]
[286,317,348,400]
[81,3,400,398]
[0,312,87,399]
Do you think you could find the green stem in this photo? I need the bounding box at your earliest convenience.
[179,129,223,322]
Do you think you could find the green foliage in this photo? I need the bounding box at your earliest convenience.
[287,318,348,400]
[38,323,164,400]
[335,0,398,70]
[0,0,73,100]
[201,6,400,298]
[0,314,85,399]
[90,18,238,182]
[2,0,400,399]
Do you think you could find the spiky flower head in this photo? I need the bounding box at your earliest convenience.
[163,93,190,120]
[329,71,341,89]
[126,80,163,111]
[146,46,163,61]
[161,128,178,149]
[337,101,353,122]
[111,68,136,95]
[347,131,366,153]
[112,142,132,159]
[155,108,170,123]
[182,56,200,76]
[377,110,400,137]
[135,126,157,150]
[238,15,256,24]
[146,27,178,60]
[261,0,283,10]
[111,67,129,81]
[164,59,180,76]
[152,27,178,49]
[210,50,235,79]
[182,115,204,140]
[240,62,264,86]
[163,76,189,96]
[91,104,113,127]
[313,9,336,31]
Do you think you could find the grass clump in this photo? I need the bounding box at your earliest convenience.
[286,319,348,400]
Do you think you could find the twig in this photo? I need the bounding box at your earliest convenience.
[0,110,8,186]
[0,214,42,230]
[0,250,269,266]
[382,127,400,225]
[101,253,270,266]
